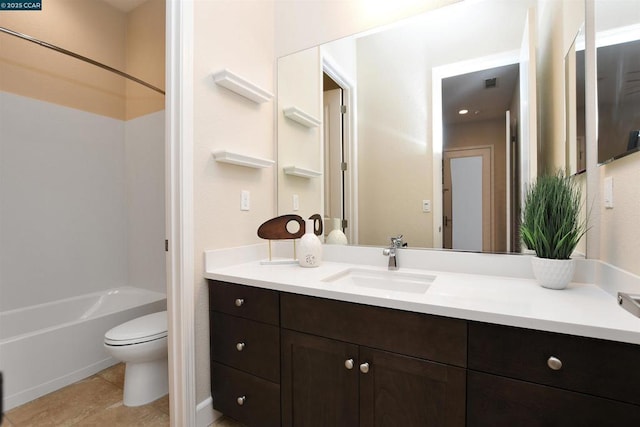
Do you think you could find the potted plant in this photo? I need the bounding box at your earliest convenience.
[520,170,588,289]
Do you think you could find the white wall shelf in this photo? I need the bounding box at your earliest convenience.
[283,166,322,178]
[283,106,321,128]
[213,150,275,169]
[212,69,273,104]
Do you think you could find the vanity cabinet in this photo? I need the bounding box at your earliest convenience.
[280,293,467,427]
[467,322,640,425]
[209,280,281,426]
[208,279,640,426]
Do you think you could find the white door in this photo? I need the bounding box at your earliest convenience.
[443,147,493,251]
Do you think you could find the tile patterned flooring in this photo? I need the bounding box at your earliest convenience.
[1,364,242,427]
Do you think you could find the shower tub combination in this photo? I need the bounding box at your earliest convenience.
[0,287,166,410]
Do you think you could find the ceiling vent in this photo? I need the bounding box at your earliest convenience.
[484,77,498,89]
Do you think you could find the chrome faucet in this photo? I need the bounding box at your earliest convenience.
[382,235,404,270]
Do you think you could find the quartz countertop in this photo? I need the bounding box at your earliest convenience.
[204,246,640,345]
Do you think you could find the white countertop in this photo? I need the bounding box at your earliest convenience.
[204,245,640,345]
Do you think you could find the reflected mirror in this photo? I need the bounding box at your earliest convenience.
[595,0,640,165]
[276,0,539,253]
[565,25,586,175]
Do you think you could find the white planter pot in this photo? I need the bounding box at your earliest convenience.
[531,257,575,290]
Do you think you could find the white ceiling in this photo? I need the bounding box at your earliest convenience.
[101,0,148,13]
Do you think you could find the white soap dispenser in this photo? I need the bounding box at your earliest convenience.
[326,218,348,245]
[299,219,322,267]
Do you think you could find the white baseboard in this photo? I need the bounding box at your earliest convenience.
[196,396,222,427]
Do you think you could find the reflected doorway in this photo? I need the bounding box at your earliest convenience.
[443,147,493,251]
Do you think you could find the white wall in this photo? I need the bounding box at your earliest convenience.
[0,93,167,312]
[125,111,166,292]
[0,92,128,311]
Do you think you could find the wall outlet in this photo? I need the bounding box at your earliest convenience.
[293,194,299,211]
[422,199,431,213]
[241,190,250,211]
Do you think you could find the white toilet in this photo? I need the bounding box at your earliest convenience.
[104,311,168,407]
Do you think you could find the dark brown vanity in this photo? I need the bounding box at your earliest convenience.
[209,279,640,426]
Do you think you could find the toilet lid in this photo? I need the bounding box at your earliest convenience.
[104,311,167,346]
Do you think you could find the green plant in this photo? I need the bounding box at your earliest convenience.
[520,171,588,259]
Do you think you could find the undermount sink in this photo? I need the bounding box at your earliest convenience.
[322,268,435,294]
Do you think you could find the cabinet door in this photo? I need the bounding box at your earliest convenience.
[281,329,359,427]
[467,371,640,426]
[359,347,466,427]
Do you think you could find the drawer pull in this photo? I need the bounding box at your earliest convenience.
[234,298,244,307]
[237,395,246,406]
[345,358,354,370]
[547,356,563,371]
[360,362,370,374]
[236,342,245,351]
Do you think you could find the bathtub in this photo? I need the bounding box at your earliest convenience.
[0,287,166,410]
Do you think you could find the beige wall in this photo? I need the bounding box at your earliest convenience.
[193,0,276,404]
[0,0,164,120]
[599,154,640,275]
[125,0,166,119]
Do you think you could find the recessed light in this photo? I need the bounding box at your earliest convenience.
[458,109,469,115]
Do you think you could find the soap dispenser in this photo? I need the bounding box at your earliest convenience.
[299,219,322,267]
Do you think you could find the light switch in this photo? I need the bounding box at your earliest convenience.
[422,200,431,213]
[241,190,250,211]
[604,177,613,209]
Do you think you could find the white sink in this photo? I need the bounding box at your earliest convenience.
[322,268,435,294]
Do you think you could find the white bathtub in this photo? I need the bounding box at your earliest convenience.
[0,287,166,410]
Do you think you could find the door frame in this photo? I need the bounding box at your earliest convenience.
[443,146,494,252]
[431,50,519,249]
[322,54,357,244]
[166,1,196,425]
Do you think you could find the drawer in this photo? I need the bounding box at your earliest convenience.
[209,280,279,325]
[211,312,280,383]
[467,371,640,426]
[468,322,640,406]
[212,362,280,427]
[281,293,467,367]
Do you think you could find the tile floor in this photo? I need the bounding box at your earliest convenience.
[1,364,242,427]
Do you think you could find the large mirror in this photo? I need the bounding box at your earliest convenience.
[595,0,640,165]
[277,0,541,253]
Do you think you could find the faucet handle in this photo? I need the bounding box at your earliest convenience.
[390,235,404,248]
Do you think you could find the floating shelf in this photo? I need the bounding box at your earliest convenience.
[213,150,275,169]
[212,69,273,104]
[283,166,322,178]
[283,106,321,128]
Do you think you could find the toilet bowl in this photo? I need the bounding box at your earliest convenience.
[104,311,168,407]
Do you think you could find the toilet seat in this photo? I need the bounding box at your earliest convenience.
[105,311,167,346]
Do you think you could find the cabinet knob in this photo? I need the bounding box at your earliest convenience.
[237,395,246,406]
[234,298,244,307]
[359,362,370,374]
[236,342,245,352]
[345,359,354,370]
[547,356,563,371]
